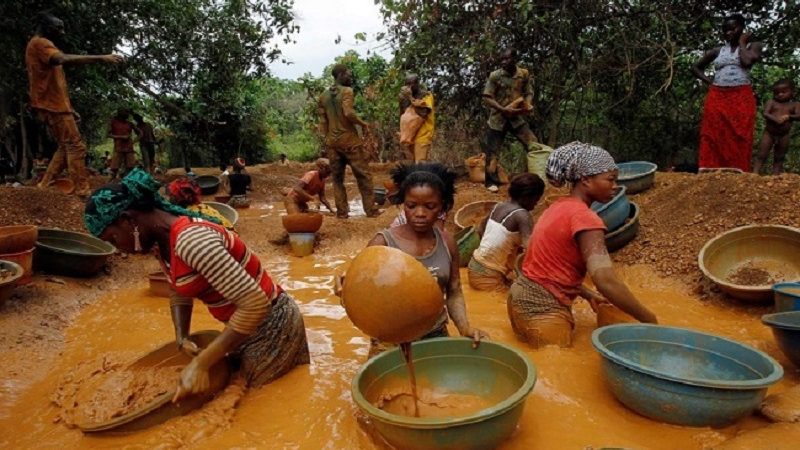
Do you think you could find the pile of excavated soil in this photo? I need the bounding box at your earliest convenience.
[613,172,800,285]
[0,186,86,231]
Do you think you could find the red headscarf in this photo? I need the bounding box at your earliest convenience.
[167,177,202,206]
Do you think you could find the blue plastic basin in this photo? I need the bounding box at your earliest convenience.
[591,186,629,232]
[773,282,800,313]
[592,324,783,427]
[762,311,800,367]
[617,161,657,194]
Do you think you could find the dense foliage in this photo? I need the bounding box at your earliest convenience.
[376,1,800,170]
[0,0,297,173]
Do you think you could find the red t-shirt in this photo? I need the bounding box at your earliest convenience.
[288,170,326,201]
[522,196,606,305]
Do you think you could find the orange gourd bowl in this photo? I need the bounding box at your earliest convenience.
[341,246,443,343]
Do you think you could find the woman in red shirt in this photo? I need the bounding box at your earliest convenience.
[84,168,309,401]
[510,142,657,348]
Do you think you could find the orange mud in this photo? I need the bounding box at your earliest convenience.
[0,184,798,448]
[65,361,182,426]
[1,258,797,449]
[372,379,499,419]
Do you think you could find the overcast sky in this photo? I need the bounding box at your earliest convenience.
[269,0,392,80]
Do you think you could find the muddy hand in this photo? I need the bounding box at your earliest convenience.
[470,328,490,349]
[172,357,211,403]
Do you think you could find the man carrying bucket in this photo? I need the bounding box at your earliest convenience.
[480,49,537,193]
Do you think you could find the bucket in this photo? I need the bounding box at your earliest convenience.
[774,282,800,313]
[527,143,553,180]
[289,233,315,257]
[0,248,34,285]
[465,154,486,183]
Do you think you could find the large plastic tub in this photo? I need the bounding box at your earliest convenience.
[352,338,536,450]
[592,324,783,427]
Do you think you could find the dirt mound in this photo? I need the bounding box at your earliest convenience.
[0,186,87,232]
[613,171,800,286]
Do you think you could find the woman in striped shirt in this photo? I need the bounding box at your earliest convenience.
[84,168,309,401]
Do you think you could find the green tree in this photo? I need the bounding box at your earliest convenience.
[377,1,800,169]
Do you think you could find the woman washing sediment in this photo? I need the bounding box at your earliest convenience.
[282,158,334,214]
[509,142,657,348]
[691,14,762,172]
[166,177,235,231]
[467,173,544,292]
[84,168,310,400]
[364,163,489,357]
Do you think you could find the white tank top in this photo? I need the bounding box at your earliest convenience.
[472,205,525,273]
[713,45,751,87]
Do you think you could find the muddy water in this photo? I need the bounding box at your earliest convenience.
[0,255,797,449]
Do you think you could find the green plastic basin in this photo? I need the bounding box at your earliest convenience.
[352,337,536,450]
[455,226,480,268]
[35,228,116,277]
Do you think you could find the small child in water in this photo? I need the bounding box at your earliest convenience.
[754,78,800,175]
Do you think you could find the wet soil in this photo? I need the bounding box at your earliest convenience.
[613,171,800,290]
[728,265,778,286]
[1,164,799,449]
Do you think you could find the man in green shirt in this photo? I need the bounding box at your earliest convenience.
[481,49,537,193]
[317,64,378,218]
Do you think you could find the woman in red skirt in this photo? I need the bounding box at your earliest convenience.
[691,14,762,172]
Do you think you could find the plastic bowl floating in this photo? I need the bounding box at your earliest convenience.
[35,228,116,277]
[617,161,657,194]
[342,246,442,343]
[762,311,800,367]
[203,201,239,226]
[591,186,629,231]
[454,201,497,231]
[592,324,783,427]
[282,213,323,234]
[698,225,800,302]
[774,282,800,313]
[0,260,24,306]
[455,225,480,268]
[0,225,38,254]
[78,330,230,433]
[352,337,537,450]
[48,178,75,195]
[605,202,640,253]
[195,175,220,195]
[148,272,171,298]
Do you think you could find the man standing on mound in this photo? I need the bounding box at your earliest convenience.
[317,64,379,218]
[481,48,537,193]
[26,12,123,196]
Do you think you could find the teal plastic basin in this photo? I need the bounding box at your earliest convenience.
[352,337,536,450]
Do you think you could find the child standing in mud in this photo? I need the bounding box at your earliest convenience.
[753,78,800,174]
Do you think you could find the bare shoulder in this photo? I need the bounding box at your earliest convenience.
[440,229,458,254]
[367,232,387,247]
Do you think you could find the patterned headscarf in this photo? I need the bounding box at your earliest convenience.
[545,141,618,187]
[84,168,221,236]
[167,177,202,206]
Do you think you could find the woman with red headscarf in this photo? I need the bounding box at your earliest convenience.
[167,177,235,230]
